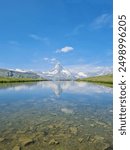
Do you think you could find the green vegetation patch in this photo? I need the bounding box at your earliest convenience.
[0,77,47,83]
[77,74,113,87]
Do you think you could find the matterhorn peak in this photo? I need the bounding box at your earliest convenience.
[53,63,63,73]
[40,63,74,81]
[37,62,88,80]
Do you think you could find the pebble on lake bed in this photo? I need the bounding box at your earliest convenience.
[19,137,34,146]
[94,135,104,141]
[78,138,84,143]
[0,138,5,142]
[49,139,59,145]
[69,127,78,135]
[12,145,21,150]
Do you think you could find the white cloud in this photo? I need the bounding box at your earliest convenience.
[49,58,58,64]
[43,57,58,64]
[51,58,57,62]
[56,46,74,53]
[90,13,112,29]
[43,57,49,61]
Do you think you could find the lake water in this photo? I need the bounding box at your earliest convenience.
[0,81,113,150]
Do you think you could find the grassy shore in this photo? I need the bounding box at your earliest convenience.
[0,77,47,83]
[77,74,113,87]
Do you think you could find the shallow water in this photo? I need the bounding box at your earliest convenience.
[0,81,113,150]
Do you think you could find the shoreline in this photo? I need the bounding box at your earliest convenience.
[77,74,113,87]
[0,77,47,83]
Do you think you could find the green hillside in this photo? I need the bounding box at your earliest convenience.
[0,68,48,83]
[77,74,113,87]
[0,77,47,83]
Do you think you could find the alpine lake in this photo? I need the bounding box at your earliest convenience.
[0,81,113,150]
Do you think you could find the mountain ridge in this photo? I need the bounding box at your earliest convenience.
[0,63,112,81]
[0,68,42,79]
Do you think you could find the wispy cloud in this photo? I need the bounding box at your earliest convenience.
[66,24,85,37]
[43,57,59,64]
[29,34,49,44]
[43,57,49,61]
[90,13,112,29]
[73,24,85,34]
[29,34,43,40]
[56,46,74,53]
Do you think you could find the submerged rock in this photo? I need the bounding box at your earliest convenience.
[78,138,84,143]
[94,135,104,142]
[104,145,113,150]
[12,145,21,150]
[19,137,34,146]
[61,108,73,114]
[43,137,48,142]
[90,124,95,127]
[48,125,55,129]
[43,129,49,136]
[0,138,5,142]
[49,139,59,145]
[69,127,78,135]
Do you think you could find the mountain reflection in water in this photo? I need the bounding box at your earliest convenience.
[1,81,112,96]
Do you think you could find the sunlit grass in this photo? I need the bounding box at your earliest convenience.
[77,74,113,87]
[0,77,47,83]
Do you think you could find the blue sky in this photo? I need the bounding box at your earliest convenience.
[0,0,113,72]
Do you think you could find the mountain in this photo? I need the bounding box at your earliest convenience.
[0,68,42,79]
[1,63,112,81]
[75,72,87,78]
[39,63,75,80]
[0,63,88,81]
[85,67,112,77]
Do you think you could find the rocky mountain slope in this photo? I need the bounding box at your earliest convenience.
[0,68,41,79]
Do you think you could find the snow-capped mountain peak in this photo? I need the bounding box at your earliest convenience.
[77,72,87,78]
[39,63,74,80]
[15,69,27,73]
[54,63,63,71]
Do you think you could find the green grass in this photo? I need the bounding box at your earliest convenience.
[77,74,113,87]
[0,77,47,83]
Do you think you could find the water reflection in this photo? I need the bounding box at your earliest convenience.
[38,81,113,95]
[0,81,113,96]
